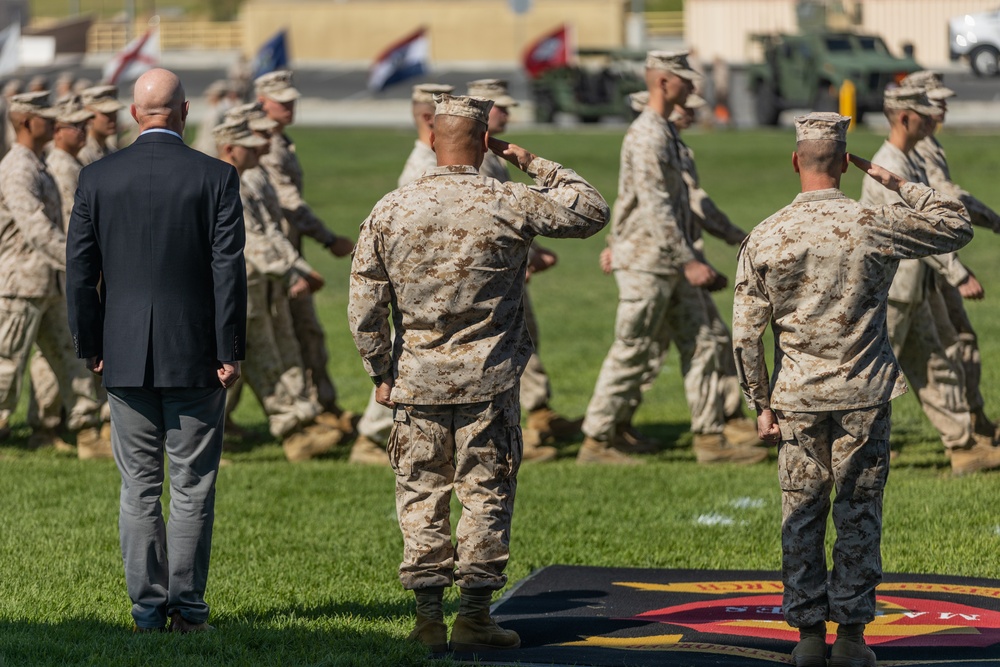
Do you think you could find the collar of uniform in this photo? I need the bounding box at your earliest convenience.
[10,141,45,169]
[640,107,670,129]
[425,164,479,176]
[792,188,848,204]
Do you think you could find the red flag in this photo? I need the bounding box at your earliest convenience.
[522,24,571,79]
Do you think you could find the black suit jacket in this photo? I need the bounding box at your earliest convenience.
[66,130,247,388]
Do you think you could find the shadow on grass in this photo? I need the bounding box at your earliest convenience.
[0,614,431,667]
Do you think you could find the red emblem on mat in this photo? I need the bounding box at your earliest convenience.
[633,594,1000,647]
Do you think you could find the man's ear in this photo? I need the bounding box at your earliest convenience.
[841,152,849,174]
[130,103,139,124]
[483,130,490,153]
[792,150,800,174]
[429,130,436,153]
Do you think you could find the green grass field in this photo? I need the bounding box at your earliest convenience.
[3,125,1000,666]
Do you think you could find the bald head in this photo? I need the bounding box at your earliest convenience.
[430,114,488,168]
[131,68,188,132]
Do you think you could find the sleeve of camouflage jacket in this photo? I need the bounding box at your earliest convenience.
[519,157,610,238]
[264,162,339,247]
[884,183,974,260]
[639,130,697,266]
[921,250,970,288]
[348,213,393,378]
[731,239,773,412]
[922,146,1000,232]
[685,178,746,246]
[2,164,66,271]
[242,192,304,280]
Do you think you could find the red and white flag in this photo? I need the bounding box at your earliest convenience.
[103,27,160,85]
[368,27,429,92]
[522,24,572,79]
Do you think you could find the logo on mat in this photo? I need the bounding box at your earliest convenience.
[561,579,1000,659]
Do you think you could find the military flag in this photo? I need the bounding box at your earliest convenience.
[368,27,429,92]
[103,26,159,84]
[251,30,289,80]
[523,24,572,79]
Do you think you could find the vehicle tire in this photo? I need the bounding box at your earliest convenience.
[754,83,781,126]
[970,46,1000,77]
[533,91,557,123]
[580,115,601,124]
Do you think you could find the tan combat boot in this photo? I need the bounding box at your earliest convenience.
[791,621,828,667]
[692,433,768,465]
[723,415,765,447]
[829,623,876,667]
[950,441,1000,476]
[282,426,335,462]
[521,428,558,463]
[614,424,660,454]
[450,588,520,652]
[971,407,998,447]
[408,587,447,653]
[28,428,75,453]
[348,435,389,465]
[576,436,644,465]
[315,409,357,439]
[77,426,114,460]
[526,405,582,442]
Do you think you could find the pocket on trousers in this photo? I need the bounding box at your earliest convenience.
[614,297,657,342]
[856,439,890,491]
[387,408,410,476]
[501,400,523,478]
[777,441,820,494]
[0,301,31,359]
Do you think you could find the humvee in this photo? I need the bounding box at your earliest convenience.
[529,48,646,123]
[747,30,920,126]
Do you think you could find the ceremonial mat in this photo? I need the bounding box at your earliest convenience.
[449,565,1000,666]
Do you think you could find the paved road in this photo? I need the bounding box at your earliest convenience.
[8,51,1000,128]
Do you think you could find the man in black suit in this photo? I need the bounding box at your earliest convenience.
[65,68,247,634]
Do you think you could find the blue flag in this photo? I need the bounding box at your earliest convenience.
[252,30,289,80]
[368,28,429,92]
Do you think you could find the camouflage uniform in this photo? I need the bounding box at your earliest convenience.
[479,151,553,414]
[583,108,727,441]
[356,139,440,445]
[397,139,436,189]
[634,133,746,420]
[76,132,113,167]
[46,146,82,231]
[349,153,608,590]
[916,135,999,421]
[259,130,342,412]
[861,141,974,451]
[28,145,87,429]
[733,169,972,628]
[237,164,322,437]
[0,143,102,431]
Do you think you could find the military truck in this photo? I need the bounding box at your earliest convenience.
[529,48,646,123]
[747,1,920,125]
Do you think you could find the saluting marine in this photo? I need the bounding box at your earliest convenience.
[349,94,608,654]
[733,112,972,667]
